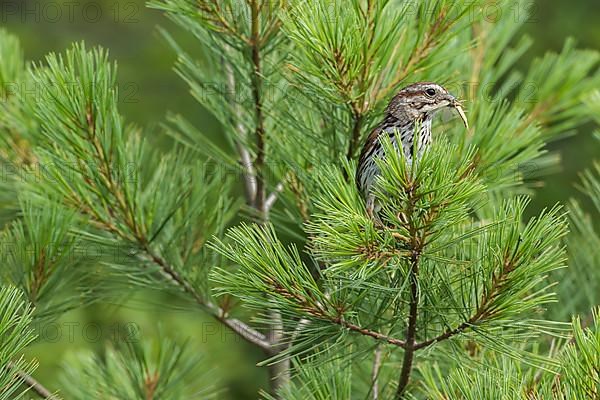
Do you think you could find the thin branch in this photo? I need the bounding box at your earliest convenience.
[8,362,58,400]
[270,281,408,348]
[266,307,290,393]
[246,4,290,394]
[372,345,383,400]
[395,250,420,399]
[290,317,311,344]
[390,178,425,399]
[224,56,257,205]
[250,0,267,214]
[216,309,272,350]
[73,109,272,352]
[413,319,472,350]
[265,180,285,212]
[143,246,272,350]
[347,110,364,160]
[336,318,407,348]
[197,1,251,45]
[237,142,258,204]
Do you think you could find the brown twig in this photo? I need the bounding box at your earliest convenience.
[269,280,408,348]
[8,362,58,399]
[392,178,426,399]
[413,318,476,351]
[337,318,408,348]
[347,110,364,161]
[395,250,421,398]
[250,0,266,215]
[144,371,159,400]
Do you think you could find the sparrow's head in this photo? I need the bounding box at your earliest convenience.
[386,82,468,128]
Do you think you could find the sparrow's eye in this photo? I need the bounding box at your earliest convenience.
[425,88,436,97]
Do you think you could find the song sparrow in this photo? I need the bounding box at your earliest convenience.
[355,82,468,218]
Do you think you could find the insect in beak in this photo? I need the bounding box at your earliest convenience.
[450,98,468,129]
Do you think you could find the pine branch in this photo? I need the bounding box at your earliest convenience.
[195,0,250,44]
[388,173,428,399]
[336,319,408,349]
[8,363,58,400]
[268,279,408,348]
[33,66,271,351]
[250,0,267,215]
[377,6,456,103]
[238,3,291,392]
[224,57,257,205]
[65,176,272,350]
[413,239,523,350]
[143,245,272,350]
[288,171,310,223]
[347,110,364,161]
[58,334,217,399]
[395,249,420,399]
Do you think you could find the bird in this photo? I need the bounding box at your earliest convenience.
[355,82,468,219]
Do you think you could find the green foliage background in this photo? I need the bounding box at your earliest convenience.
[1,0,599,398]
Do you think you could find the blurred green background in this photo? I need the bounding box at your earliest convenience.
[1,0,599,398]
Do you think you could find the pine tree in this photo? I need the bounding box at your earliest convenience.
[0,1,599,399]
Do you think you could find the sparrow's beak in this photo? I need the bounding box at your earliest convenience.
[449,97,468,129]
